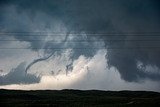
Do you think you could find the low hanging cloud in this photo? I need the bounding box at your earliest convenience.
[0,50,160,92]
[0,62,40,85]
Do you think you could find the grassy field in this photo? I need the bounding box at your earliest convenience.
[0,89,160,107]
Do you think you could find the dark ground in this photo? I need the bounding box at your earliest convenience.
[0,89,160,107]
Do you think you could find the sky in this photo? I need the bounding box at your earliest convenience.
[0,0,160,92]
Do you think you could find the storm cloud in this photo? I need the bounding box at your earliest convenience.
[0,62,40,85]
[0,0,160,87]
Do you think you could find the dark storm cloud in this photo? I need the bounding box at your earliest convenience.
[0,0,160,82]
[0,62,40,85]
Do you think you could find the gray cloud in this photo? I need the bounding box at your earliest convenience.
[0,62,40,85]
[0,0,160,83]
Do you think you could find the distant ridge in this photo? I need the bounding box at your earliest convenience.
[1,89,160,106]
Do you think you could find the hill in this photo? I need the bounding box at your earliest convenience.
[0,89,160,107]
